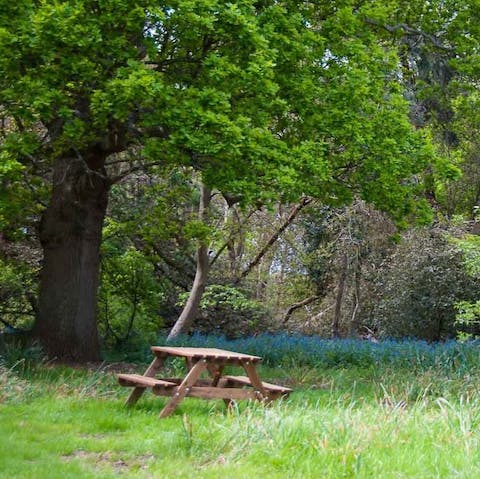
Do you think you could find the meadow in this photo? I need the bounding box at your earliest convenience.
[2,335,480,478]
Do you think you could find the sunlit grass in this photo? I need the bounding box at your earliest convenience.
[3,339,480,478]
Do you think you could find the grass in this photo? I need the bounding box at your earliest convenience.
[3,337,480,478]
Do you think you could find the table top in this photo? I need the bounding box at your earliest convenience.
[151,346,262,363]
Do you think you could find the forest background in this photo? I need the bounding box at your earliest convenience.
[2,0,480,362]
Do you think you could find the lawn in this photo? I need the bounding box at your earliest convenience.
[2,337,480,478]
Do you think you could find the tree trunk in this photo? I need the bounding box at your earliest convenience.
[349,255,362,336]
[224,205,244,278]
[167,182,211,340]
[332,253,348,338]
[33,156,109,362]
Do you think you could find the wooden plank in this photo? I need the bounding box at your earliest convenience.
[118,374,177,388]
[223,375,292,394]
[242,362,268,401]
[159,378,214,387]
[188,386,256,401]
[151,346,262,363]
[189,386,256,401]
[124,356,164,406]
[207,363,224,387]
[120,346,290,418]
[159,359,208,418]
[152,385,257,401]
[222,375,252,386]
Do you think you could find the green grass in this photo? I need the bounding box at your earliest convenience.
[2,353,480,478]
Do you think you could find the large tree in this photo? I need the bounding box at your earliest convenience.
[0,1,446,361]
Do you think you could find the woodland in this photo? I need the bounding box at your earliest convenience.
[2,0,480,362]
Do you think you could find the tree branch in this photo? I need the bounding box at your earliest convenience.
[363,18,454,51]
[282,295,320,324]
[234,197,313,283]
[108,160,167,184]
[209,207,258,268]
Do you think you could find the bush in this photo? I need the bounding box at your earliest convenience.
[371,228,480,340]
[0,257,36,331]
[0,338,44,372]
[453,234,480,339]
[184,285,273,339]
[98,242,165,349]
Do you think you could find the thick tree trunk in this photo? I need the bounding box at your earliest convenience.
[33,156,109,362]
[167,183,211,340]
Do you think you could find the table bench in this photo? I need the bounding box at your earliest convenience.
[118,346,292,418]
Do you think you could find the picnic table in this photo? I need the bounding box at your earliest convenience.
[118,346,292,418]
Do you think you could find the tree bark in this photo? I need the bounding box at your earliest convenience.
[332,253,348,338]
[349,257,362,336]
[33,156,109,362]
[167,182,211,340]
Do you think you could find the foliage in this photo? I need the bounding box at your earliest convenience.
[294,200,398,336]
[1,0,440,212]
[453,234,480,278]
[99,225,166,349]
[453,234,480,339]
[0,340,44,373]
[443,92,480,216]
[371,228,479,340]
[198,285,263,312]
[0,157,26,233]
[2,0,478,358]
[177,284,272,338]
[455,300,480,341]
[0,256,36,330]
[381,0,480,217]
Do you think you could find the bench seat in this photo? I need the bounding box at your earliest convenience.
[118,373,177,389]
[223,375,292,394]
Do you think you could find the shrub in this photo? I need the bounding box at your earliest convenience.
[371,228,479,340]
[180,285,273,339]
[99,243,165,349]
[0,339,44,373]
[0,257,36,331]
[452,234,480,339]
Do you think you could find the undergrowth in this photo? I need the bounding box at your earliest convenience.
[158,333,480,373]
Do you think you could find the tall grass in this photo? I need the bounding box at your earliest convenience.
[3,336,480,478]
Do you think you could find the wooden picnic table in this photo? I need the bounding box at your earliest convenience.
[118,346,292,418]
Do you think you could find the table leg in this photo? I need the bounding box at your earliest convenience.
[125,356,164,406]
[206,364,234,409]
[207,364,224,386]
[242,361,269,403]
[159,359,208,418]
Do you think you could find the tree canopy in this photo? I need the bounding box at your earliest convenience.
[1,1,445,220]
[0,0,472,360]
